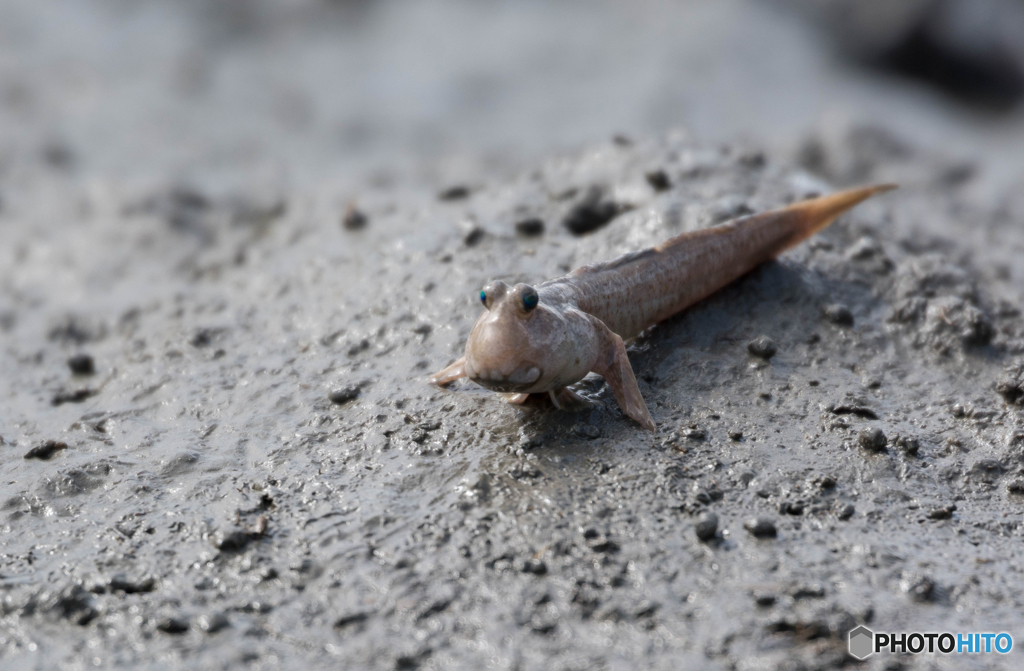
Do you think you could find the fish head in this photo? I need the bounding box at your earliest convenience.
[463,281,591,393]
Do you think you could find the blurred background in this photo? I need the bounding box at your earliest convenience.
[2,0,1024,198]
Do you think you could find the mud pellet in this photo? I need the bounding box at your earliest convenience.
[329,386,360,405]
[747,336,777,359]
[67,353,95,375]
[514,218,545,237]
[695,513,718,541]
[744,517,777,538]
[858,427,887,451]
[343,204,368,230]
[823,303,854,326]
[24,440,68,460]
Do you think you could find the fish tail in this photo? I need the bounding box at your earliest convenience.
[777,183,897,252]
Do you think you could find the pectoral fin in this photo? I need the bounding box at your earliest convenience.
[590,320,656,431]
[430,356,467,386]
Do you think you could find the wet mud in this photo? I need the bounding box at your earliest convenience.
[2,127,1024,670]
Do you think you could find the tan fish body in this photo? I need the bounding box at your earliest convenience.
[432,184,896,430]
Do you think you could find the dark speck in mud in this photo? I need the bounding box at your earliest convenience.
[681,426,706,441]
[744,517,777,538]
[438,185,471,201]
[728,429,743,441]
[859,427,888,451]
[109,575,157,594]
[514,217,545,236]
[67,353,95,375]
[51,388,98,406]
[645,169,671,191]
[215,529,255,553]
[695,512,718,541]
[42,140,75,169]
[24,440,69,460]
[823,303,854,326]
[463,226,485,246]
[830,401,879,420]
[190,327,224,348]
[197,612,230,634]
[329,385,360,405]
[562,186,629,235]
[927,504,956,520]
[156,616,190,634]
[996,361,1024,405]
[837,503,856,520]
[740,151,766,168]
[46,586,98,626]
[900,573,937,603]
[747,335,777,359]
[518,558,548,575]
[779,500,805,515]
[335,611,370,630]
[343,202,368,230]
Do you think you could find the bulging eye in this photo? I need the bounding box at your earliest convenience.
[480,290,488,307]
[521,286,539,312]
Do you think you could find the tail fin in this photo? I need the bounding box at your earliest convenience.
[779,183,897,252]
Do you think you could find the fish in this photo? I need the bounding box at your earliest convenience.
[431,184,897,430]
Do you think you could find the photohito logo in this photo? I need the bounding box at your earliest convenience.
[848,626,1013,660]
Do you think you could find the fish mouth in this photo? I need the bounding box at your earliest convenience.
[467,361,542,393]
[472,378,536,393]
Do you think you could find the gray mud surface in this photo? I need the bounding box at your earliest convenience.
[3,2,1024,671]
[4,130,1024,671]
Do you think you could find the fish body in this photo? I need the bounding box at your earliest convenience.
[432,184,896,430]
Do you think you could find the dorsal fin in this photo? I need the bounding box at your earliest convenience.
[570,248,660,276]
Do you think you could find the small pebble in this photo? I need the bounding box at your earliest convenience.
[563,186,625,236]
[109,575,156,594]
[645,169,671,191]
[858,427,887,451]
[156,616,190,634]
[747,336,777,359]
[790,584,825,599]
[438,185,470,201]
[779,501,804,516]
[197,612,230,634]
[1006,479,1024,494]
[754,592,776,607]
[67,353,95,375]
[743,517,777,538]
[463,227,485,246]
[927,504,956,520]
[823,303,854,326]
[342,203,368,230]
[514,218,545,237]
[519,558,548,575]
[694,513,718,542]
[681,426,706,441]
[819,475,837,489]
[24,440,68,460]
[837,503,855,520]
[895,435,920,455]
[329,385,360,405]
[51,388,98,406]
[728,429,743,441]
[214,529,253,553]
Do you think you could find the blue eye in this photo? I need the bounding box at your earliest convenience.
[480,290,487,306]
[521,287,539,311]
